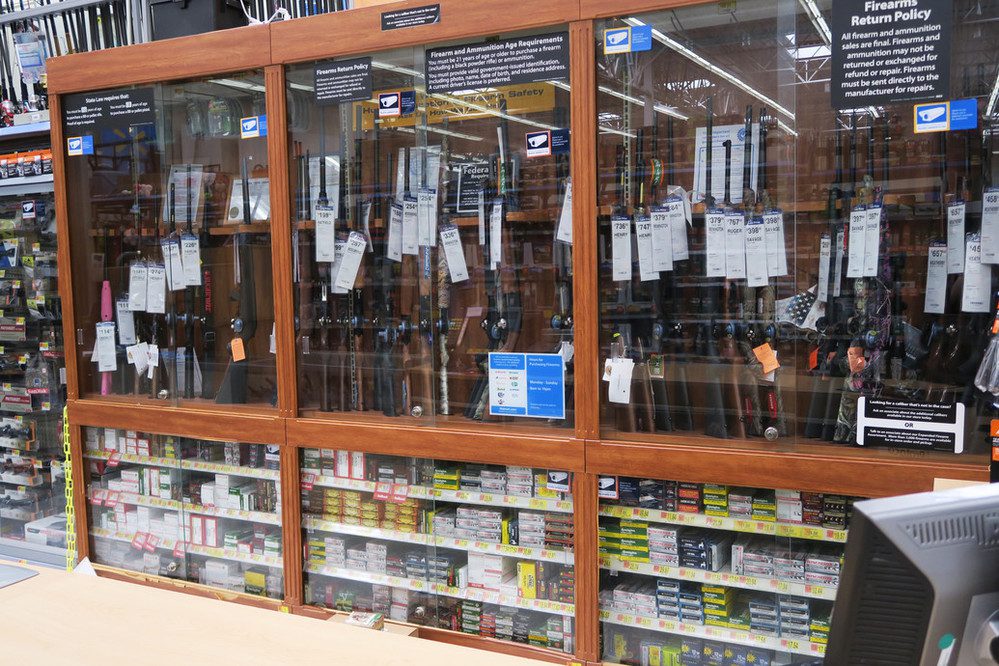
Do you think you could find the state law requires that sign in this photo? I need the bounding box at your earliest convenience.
[830,0,951,108]
[488,352,566,419]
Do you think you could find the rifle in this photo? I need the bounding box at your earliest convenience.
[347,105,367,412]
[632,126,659,432]
[317,108,329,208]
[200,179,216,400]
[215,158,258,404]
[646,122,673,432]
[607,142,636,432]
[99,225,113,395]
[183,166,196,399]
[437,122,452,417]
[551,109,573,424]
[414,138,434,419]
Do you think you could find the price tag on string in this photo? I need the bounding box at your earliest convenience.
[705,210,726,277]
[667,195,688,261]
[947,202,966,274]
[846,208,866,278]
[982,187,999,264]
[128,262,148,311]
[744,216,768,288]
[146,265,167,314]
[440,226,469,283]
[116,299,136,346]
[181,234,202,286]
[386,203,403,262]
[650,205,673,272]
[635,215,657,282]
[764,209,787,277]
[863,204,881,277]
[962,234,991,313]
[724,211,746,279]
[490,201,503,268]
[315,205,337,262]
[556,179,572,244]
[402,197,419,256]
[611,216,632,281]
[924,241,947,314]
[817,235,831,303]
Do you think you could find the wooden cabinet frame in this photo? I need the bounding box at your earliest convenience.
[47,1,990,662]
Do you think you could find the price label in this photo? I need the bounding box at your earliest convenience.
[107,451,121,468]
[373,482,392,501]
[300,473,316,491]
[784,639,801,651]
[776,581,791,592]
[389,483,409,503]
[173,541,185,559]
[131,533,147,550]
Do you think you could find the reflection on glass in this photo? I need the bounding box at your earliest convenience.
[596,1,997,462]
[64,72,275,406]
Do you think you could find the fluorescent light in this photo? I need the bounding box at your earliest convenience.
[798,0,832,46]
[385,124,483,142]
[623,17,794,121]
[598,85,689,121]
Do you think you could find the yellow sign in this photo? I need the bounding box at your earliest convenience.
[357,82,556,131]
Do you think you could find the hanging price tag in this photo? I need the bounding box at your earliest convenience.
[128,262,148,311]
[440,225,469,283]
[833,227,845,297]
[947,202,966,274]
[556,179,572,244]
[146,344,159,379]
[924,241,947,314]
[635,215,657,282]
[126,342,149,376]
[607,357,635,404]
[817,235,831,303]
[744,216,768,288]
[863,204,881,277]
[705,210,726,277]
[611,216,632,281]
[402,197,419,256]
[477,190,486,246]
[333,232,367,291]
[95,322,117,372]
[650,205,673,272]
[314,205,337,263]
[146,265,166,314]
[330,238,348,295]
[116,299,136,346]
[982,187,999,264]
[386,203,403,262]
[763,209,788,277]
[490,201,503,268]
[417,188,437,247]
[846,208,866,278]
[160,238,186,292]
[181,234,202,286]
[724,211,746,280]
[667,196,688,261]
[962,234,991,313]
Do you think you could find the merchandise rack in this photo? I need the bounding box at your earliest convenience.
[46,0,992,663]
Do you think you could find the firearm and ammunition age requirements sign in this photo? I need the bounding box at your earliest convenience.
[425,32,569,95]
[831,0,951,108]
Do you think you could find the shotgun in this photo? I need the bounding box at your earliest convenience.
[200,179,216,400]
[183,166,196,399]
[100,225,113,395]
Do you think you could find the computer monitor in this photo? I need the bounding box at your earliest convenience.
[826,483,999,665]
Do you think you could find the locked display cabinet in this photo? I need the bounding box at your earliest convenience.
[284,29,575,430]
[593,0,999,470]
[60,70,277,408]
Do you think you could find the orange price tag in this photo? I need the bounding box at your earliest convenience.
[753,343,780,373]
[990,420,999,437]
[231,338,246,362]
[808,348,818,370]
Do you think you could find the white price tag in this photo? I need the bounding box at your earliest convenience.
[146,344,159,379]
[490,201,503,268]
[145,265,166,314]
[126,342,148,376]
[386,203,403,262]
[116,299,136,346]
[833,227,845,297]
[744,216,768,288]
[962,234,991,313]
[160,238,186,292]
[181,234,202,286]
[418,188,437,247]
[128,262,148,312]
[556,179,572,244]
[402,197,419,256]
[924,241,947,314]
[607,357,635,405]
[982,188,999,264]
[650,206,673,272]
[763,210,787,277]
[947,202,966,274]
[395,147,406,201]
[611,216,632,281]
[846,208,866,278]
[314,205,337,263]
[667,196,688,261]
[635,215,657,282]
[330,238,348,294]
[477,190,486,246]
[333,232,367,291]
[704,210,726,277]
[440,226,469,283]
[362,201,374,252]
[817,235,831,303]
[724,211,746,279]
[95,322,117,372]
[863,204,882,277]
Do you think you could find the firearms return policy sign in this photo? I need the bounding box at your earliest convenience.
[425,32,569,95]
[831,0,951,109]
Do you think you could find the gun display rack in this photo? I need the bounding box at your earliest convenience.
[47,0,994,663]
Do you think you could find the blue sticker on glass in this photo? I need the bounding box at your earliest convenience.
[488,352,565,419]
[914,102,949,133]
[258,114,268,137]
[401,90,417,116]
[551,128,570,155]
[66,135,94,156]
[949,98,977,131]
[604,27,631,54]
[240,116,260,139]
[631,25,652,52]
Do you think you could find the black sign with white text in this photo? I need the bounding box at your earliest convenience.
[831,0,951,108]
[857,397,964,453]
[456,163,489,213]
[381,4,439,30]
[314,57,373,105]
[63,87,156,134]
[425,32,569,95]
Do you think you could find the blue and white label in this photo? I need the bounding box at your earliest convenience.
[488,352,565,419]
[526,130,552,157]
[949,98,977,131]
[603,25,652,54]
[379,92,401,117]
[67,135,93,156]
[400,90,417,116]
[240,115,267,139]
[914,102,949,133]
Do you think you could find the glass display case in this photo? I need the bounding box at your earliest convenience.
[300,448,575,652]
[594,1,998,466]
[62,71,276,407]
[83,426,283,598]
[598,474,860,664]
[0,122,68,565]
[284,29,575,429]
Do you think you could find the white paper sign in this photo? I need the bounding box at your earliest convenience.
[607,357,635,404]
[611,216,632,281]
[650,206,673,272]
[417,188,437,247]
[95,322,117,372]
[145,265,166,314]
[692,123,759,204]
[128,263,148,312]
[116,299,136,346]
[314,205,337,263]
[330,238,348,295]
[440,226,469,283]
[924,241,948,314]
[724,211,746,280]
[126,342,148,376]
[490,201,503,268]
[817,235,831,303]
[982,188,999,264]
[962,234,991,313]
[705,210,726,277]
[146,344,159,379]
[334,232,367,291]
[847,208,867,278]
[946,202,966,274]
[181,234,202,287]
[763,210,787,277]
[402,197,419,256]
[556,179,573,244]
[161,238,186,292]
[387,203,403,262]
[667,196,688,261]
[744,216,768,288]
[635,216,656,282]
[863,204,882,277]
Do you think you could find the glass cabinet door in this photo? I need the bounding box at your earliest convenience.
[63,72,276,407]
[595,1,997,465]
[285,29,574,430]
